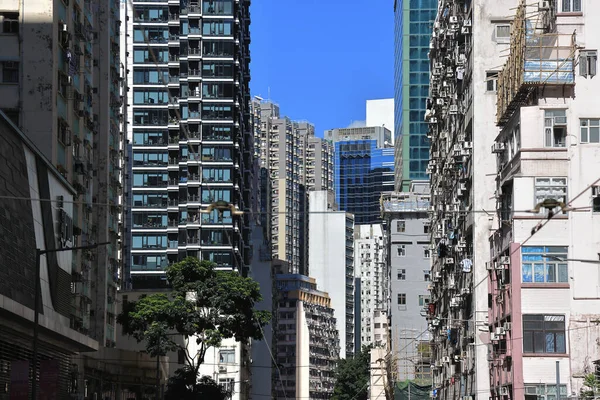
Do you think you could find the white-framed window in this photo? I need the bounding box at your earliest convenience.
[534,177,567,214]
[521,246,568,283]
[397,245,406,257]
[219,378,234,394]
[418,295,430,307]
[523,314,566,354]
[424,270,431,281]
[0,12,19,34]
[560,0,581,13]
[580,118,600,143]
[486,71,499,91]
[396,220,406,232]
[219,349,235,364]
[494,24,511,43]
[525,384,567,400]
[579,50,597,78]
[544,110,567,148]
[397,269,406,280]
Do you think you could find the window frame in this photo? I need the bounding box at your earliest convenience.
[2,61,19,84]
[396,220,406,232]
[397,244,406,257]
[397,269,406,280]
[521,246,568,284]
[494,24,511,43]
[580,118,600,143]
[522,314,567,354]
[560,0,582,13]
[579,50,597,78]
[397,293,406,305]
[486,71,499,92]
[543,109,568,148]
[534,177,567,215]
[219,349,235,364]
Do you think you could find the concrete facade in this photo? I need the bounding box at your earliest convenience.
[488,2,600,399]
[308,190,355,358]
[0,0,123,347]
[354,224,388,349]
[253,99,332,274]
[382,185,431,383]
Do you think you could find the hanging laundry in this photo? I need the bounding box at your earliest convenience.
[461,258,473,273]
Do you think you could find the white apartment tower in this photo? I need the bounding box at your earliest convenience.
[354,224,387,349]
[428,1,600,399]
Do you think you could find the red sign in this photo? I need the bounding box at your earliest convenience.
[39,359,59,400]
[9,360,29,400]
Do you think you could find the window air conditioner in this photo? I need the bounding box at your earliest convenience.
[463,141,473,149]
[490,332,500,341]
[442,356,451,363]
[503,322,512,331]
[495,327,506,336]
[449,16,459,24]
[554,116,567,126]
[500,255,510,266]
[449,105,458,114]
[499,387,509,396]
[539,1,551,11]
[491,142,506,153]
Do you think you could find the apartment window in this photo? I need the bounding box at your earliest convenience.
[418,295,430,307]
[523,315,566,354]
[580,118,600,143]
[522,246,568,283]
[219,378,234,394]
[1,61,19,83]
[396,220,406,232]
[495,24,511,43]
[486,71,499,91]
[424,270,431,281]
[397,293,406,305]
[579,51,597,78]
[544,110,567,147]
[592,186,600,212]
[534,177,567,214]
[524,384,567,400]
[202,20,232,36]
[219,349,235,364]
[397,245,406,257]
[423,247,431,258]
[397,269,406,280]
[560,0,581,12]
[1,12,19,34]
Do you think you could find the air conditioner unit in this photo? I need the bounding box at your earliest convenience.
[500,255,510,266]
[449,16,459,24]
[450,297,461,308]
[539,1,551,11]
[459,183,467,191]
[461,26,470,35]
[463,141,473,149]
[499,387,509,396]
[434,272,442,281]
[435,62,444,69]
[490,332,500,341]
[463,19,472,27]
[503,322,512,331]
[495,327,506,336]
[453,144,462,153]
[218,365,227,373]
[442,356,451,363]
[554,116,567,126]
[445,257,454,265]
[461,287,471,295]
[436,98,445,105]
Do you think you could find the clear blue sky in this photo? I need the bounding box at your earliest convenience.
[249,0,394,137]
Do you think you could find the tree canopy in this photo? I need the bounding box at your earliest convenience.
[117,257,271,396]
[332,346,372,400]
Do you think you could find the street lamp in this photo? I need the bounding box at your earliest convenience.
[32,242,110,400]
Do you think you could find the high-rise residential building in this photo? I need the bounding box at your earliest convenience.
[366,98,395,138]
[253,99,333,274]
[428,1,600,399]
[0,111,99,399]
[124,0,253,289]
[381,185,431,384]
[325,126,394,225]
[272,266,339,399]
[308,190,355,358]
[394,0,437,190]
[0,0,122,347]
[353,224,387,349]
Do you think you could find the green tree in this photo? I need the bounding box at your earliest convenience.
[117,257,271,397]
[580,373,600,399]
[333,346,372,400]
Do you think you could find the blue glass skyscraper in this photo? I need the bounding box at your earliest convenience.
[394,0,438,190]
[326,127,394,225]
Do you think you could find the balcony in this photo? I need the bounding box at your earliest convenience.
[496,3,576,126]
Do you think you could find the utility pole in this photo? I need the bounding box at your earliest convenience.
[556,361,560,400]
[32,242,110,400]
